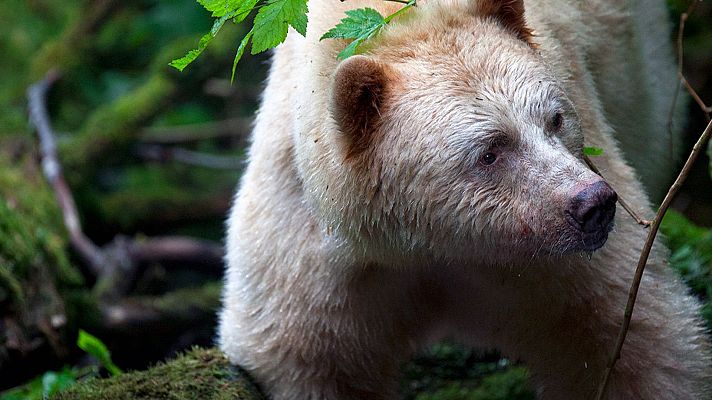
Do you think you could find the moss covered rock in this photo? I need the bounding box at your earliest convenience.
[52,347,265,400]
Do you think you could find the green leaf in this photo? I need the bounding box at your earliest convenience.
[169,13,232,71]
[230,0,261,24]
[77,330,123,376]
[170,0,258,72]
[251,0,309,55]
[321,8,384,40]
[41,369,76,397]
[320,1,415,60]
[232,28,255,82]
[583,146,604,156]
[197,0,240,17]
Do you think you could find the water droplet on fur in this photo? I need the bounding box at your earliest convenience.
[586,252,593,261]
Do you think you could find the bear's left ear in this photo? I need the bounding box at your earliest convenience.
[330,55,393,157]
[472,0,535,45]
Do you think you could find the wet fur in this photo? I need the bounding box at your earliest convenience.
[219,0,711,398]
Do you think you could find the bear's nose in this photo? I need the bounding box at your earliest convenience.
[567,181,618,234]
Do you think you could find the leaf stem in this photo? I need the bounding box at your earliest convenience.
[383,0,416,23]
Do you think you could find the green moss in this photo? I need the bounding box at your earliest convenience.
[0,148,88,369]
[150,281,222,316]
[0,152,82,304]
[52,348,265,400]
[414,367,533,400]
[93,164,235,231]
[60,73,177,176]
[401,343,534,400]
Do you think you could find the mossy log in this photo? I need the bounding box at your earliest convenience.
[52,347,265,400]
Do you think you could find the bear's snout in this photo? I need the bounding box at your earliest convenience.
[565,181,618,249]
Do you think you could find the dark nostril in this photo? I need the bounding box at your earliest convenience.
[568,181,618,233]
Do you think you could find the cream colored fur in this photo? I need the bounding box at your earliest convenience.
[218,0,711,398]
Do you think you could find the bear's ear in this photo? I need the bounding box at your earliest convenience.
[472,0,535,45]
[330,55,393,157]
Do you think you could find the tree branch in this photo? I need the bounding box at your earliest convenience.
[595,118,712,399]
[671,1,711,122]
[28,71,225,301]
[135,144,244,170]
[140,117,251,144]
[27,70,106,275]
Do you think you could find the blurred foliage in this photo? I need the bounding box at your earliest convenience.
[0,366,79,400]
[77,330,122,377]
[0,0,263,240]
[0,152,89,384]
[662,210,712,329]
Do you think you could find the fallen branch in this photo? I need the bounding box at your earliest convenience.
[28,69,105,275]
[595,118,712,399]
[140,117,251,144]
[135,144,244,170]
[28,70,225,302]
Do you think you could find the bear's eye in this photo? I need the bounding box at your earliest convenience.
[551,112,564,131]
[481,152,497,166]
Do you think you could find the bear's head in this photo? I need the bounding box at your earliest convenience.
[317,0,617,264]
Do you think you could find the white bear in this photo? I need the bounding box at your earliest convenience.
[219,0,711,398]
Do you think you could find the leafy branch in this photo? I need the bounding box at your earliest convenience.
[171,0,416,80]
[320,0,416,59]
[170,0,307,81]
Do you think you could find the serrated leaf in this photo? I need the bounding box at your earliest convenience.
[320,1,415,60]
[583,146,604,156]
[77,330,122,376]
[338,36,368,59]
[231,0,260,23]
[251,0,308,54]
[320,8,384,40]
[232,28,255,82]
[169,12,234,71]
[197,0,240,17]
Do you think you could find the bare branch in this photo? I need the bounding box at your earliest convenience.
[27,70,105,275]
[595,119,712,399]
[130,237,224,276]
[140,117,251,144]
[28,71,226,298]
[672,1,711,122]
[135,144,244,170]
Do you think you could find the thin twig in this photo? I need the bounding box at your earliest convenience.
[682,75,712,119]
[140,117,251,144]
[27,70,106,275]
[594,119,712,399]
[670,1,711,122]
[583,155,651,227]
